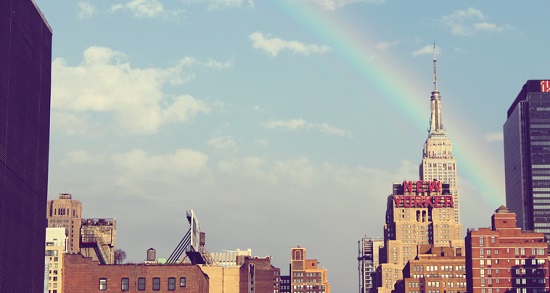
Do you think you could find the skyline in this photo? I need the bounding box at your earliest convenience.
[34,1,550,291]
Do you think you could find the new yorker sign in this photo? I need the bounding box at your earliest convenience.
[392,180,454,208]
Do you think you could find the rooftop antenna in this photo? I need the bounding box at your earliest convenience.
[433,42,438,92]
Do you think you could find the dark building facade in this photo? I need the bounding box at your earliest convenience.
[0,0,52,292]
[504,80,550,240]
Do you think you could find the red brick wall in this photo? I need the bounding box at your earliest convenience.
[466,229,549,292]
[239,257,279,293]
[63,254,209,293]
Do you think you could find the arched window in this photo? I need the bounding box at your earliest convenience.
[294,250,303,260]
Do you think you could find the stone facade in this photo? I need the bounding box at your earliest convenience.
[47,193,83,253]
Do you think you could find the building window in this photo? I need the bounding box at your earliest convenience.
[168,277,176,290]
[153,277,160,291]
[99,278,107,291]
[138,278,146,291]
[121,278,129,291]
[180,277,186,287]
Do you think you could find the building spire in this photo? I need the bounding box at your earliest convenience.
[429,42,444,135]
[433,42,438,92]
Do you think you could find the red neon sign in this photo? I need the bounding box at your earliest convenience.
[394,180,452,208]
[393,195,454,208]
[403,180,441,194]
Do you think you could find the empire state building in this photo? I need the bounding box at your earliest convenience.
[419,46,461,228]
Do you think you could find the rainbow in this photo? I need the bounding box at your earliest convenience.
[274,1,505,208]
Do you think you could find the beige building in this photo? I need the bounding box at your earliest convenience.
[209,248,252,267]
[45,227,68,293]
[376,48,464,293]
[377,180,464,293]
[47,193,82,253]
[200,249,251,293]
[200,255,279,293]
[290,247,330,293]
[419,47,461,226]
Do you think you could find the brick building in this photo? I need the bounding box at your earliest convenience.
[399,245,466,293]
[63,254,209,292]
[239,257,280,293]
[289,247,330,293]
[466,205,549,293]
[200,255,280,293]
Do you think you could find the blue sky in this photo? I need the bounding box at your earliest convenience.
[35,0,550,291]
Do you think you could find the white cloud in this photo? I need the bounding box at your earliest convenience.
[264,119,352,138]
[413,45,441,57]
[207,134,237,150]
[314,122,352,137]
[253,105,265,113]
[249,32,330,57]
[202,58,235,69]
[274,158,316,186]
[208,0,244,10]
[441,8,513,36]
[51,112,99,136]
[218,156,273,182]
[111,148,209,178]
[77,2,96,20]
[301,0,386,10]
[66,150,105,164]
[474,22,507,33]
[375,40,400,51]
[162,95,211,124]
[484,131,503,142]
[111,0,184,19]
[254,138,268,147]
[218,157,315,186]
[264,119,306,130]
[52,46,216,135]
[181,0,254,10]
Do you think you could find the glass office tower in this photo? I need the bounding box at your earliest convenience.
[504,80,550,241]
[0,0,52,292]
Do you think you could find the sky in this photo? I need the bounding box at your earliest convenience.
[34,0,550,291]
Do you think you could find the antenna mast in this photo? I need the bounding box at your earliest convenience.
[433,43,438,92]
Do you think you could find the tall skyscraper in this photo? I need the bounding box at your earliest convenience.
[504,80,550,240]
[0,0,52,292]
[419,46,461,226]
[375,50,464,293]
[47,193,83,253]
